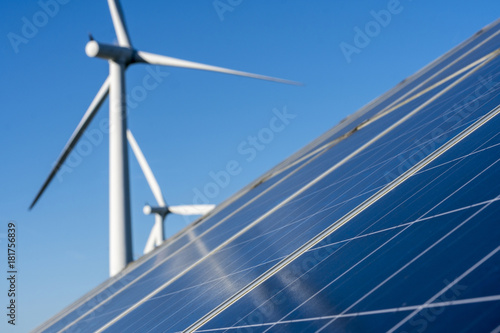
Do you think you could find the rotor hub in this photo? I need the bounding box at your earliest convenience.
[85,40,135,63]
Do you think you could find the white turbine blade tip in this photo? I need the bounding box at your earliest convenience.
[168,204,215,216]
[30,77,110,210]
[134,51,301,86]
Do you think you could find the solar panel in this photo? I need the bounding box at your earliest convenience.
[35,19,500,333]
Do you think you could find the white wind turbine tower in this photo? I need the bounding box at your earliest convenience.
[30,0,299,277]
[126,130,215,254]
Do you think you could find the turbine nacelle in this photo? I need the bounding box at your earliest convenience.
[143,205,169,216]
[85,40,135,63]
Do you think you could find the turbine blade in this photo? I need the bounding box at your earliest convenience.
[143,223,158,254]
[143,214,164,254]
[134,51,301,86]
[107,0,132,47]
[168,204,216,216]
[126,130,166,207]
[29,77,110,210]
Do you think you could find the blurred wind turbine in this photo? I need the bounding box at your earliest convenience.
[29,0,300,277]
[126,130,215,255]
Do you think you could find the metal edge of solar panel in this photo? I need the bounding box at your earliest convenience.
[256,19,500,190]
[34,18,498,329]
[290,20,500,159]
[268,19,500,174]
[94,50,499,331]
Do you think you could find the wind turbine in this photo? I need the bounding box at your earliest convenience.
[126,130,215,255]
[29,0,299,277]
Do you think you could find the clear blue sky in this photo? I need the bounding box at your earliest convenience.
[0,1,499,331]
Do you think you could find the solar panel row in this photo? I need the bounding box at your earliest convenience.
[36,19,500,333]
[101,57,500,333]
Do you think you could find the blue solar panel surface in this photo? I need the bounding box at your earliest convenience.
[198,106,500,332]
[36,19,500,333]
[99,54,500,333]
